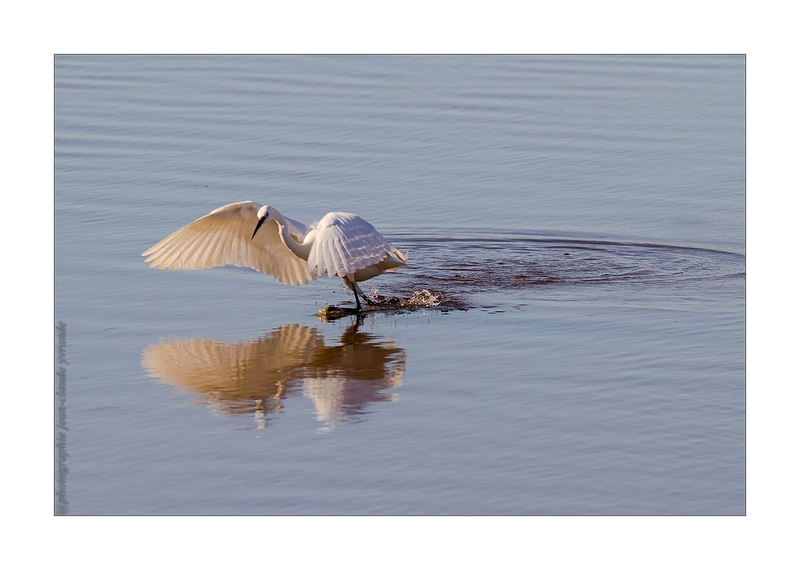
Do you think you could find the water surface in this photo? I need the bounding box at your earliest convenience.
[55,55,744,514]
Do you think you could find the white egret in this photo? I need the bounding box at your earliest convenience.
[142,201,407,312]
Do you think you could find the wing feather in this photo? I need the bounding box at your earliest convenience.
[142,201,313,286]
[307,212,404,279]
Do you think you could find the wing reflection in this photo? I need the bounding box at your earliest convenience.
[142,321,405,430]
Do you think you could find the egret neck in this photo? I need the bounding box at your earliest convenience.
[253,211,313,261]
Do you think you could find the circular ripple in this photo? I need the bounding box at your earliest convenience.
[383,234,744,308]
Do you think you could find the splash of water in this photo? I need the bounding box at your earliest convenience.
[317,288,465,320]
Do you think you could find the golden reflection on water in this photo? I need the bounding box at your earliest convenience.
[142,321,405,430]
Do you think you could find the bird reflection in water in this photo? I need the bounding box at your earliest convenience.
[142,319,405,430]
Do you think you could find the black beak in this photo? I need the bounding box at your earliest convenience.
[252,216,266,239]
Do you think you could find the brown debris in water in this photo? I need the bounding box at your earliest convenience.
[316,288,469,320]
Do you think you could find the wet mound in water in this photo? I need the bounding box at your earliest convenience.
[317,288,468,320]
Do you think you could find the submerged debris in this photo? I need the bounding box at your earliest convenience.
[316,288,467,321]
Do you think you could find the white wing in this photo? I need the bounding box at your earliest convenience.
[307,212,405,278]
[142,201,313,286]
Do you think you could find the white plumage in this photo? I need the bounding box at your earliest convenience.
[142,201,407,311]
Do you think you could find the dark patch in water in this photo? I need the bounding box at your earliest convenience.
[374,235,744,309]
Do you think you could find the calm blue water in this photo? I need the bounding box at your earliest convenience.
[55,55,744,514]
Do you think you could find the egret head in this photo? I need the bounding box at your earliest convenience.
[252,205,272,239]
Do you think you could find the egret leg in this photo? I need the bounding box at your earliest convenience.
[341,275,363,313]
[352,280,377,306]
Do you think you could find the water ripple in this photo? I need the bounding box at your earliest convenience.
[379,233,744,308]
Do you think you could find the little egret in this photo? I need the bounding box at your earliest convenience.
[142,201,407,312]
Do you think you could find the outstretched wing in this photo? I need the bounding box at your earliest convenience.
[307,212,406,279]
[142,201,313,286]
